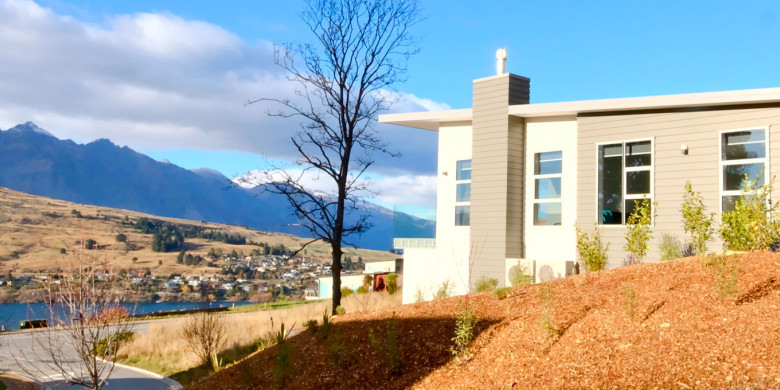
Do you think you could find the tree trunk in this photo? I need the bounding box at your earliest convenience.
[331,244,343,315]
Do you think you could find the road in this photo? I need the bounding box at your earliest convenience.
[0,322,179,389]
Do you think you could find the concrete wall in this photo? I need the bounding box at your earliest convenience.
[577,106,780,267]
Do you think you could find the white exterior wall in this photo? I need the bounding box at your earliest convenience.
[524,117,578,261]
[318,274,366,299]
[400,124,473,304]
[364,260,395,274]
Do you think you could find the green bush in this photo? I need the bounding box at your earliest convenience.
[681,181,716,255]
[434,279,452,300]
[474,276,498,292]
[491,287,508,300]
[509,263,533,286]
[450,303,478,361]
[340,287,354,298]
[658,233,683,262]
[414,288,425,303]
[576,224,609,272]
[386,273,399,295]
[708,254,740,298]
[719,174,780,251]
[538,284,561,344]
[624,197,657,264]
[93,331,134,356]
[304,319,318,333]
[60,248,66,254]
[362,274,373,291]
[369,313,403,375]
[115,233,127,243]
[356,286,368,294]
[318,310,332,339]
[335,306,346,315]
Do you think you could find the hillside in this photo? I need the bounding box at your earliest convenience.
[0,122,434,250]
[190,252,780,389]
[0,187,396,275]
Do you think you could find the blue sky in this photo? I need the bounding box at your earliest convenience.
[4,0,780,218]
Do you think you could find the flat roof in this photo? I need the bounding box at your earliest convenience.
[378,86,780,130]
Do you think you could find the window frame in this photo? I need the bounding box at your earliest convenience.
[454,159,471,226]
[594,137,655,226]
[718,126,770,215]
[532,150,563,226]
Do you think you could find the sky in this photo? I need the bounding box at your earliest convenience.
[3,0,780,219]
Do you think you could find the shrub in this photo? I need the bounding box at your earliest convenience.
[576,224,609,272]
[450,303,478,361]
[60,248,66,254]
[624,197,657,264]
[414,288,425,303]
[386,273,399,295]
[181,311,227,364]
[491,287,508,300]
[362,274,373,291]
[328,332,352,369]
[681,181,716,255]
[658,233,683,262]
[509,263,533,286]
[93,331,134,356]
[340,287,354,298]
[115,233,127,243]
[538,284,561,344]
[319,310,332,339]
[474,276,498,292]
[85,238,96,250]
[369,313,403,375]
[708,254,740,298]
[356,286,368,294]
[624,287,637,320]
[335,306,346,315]
[210,352,224,373]
[304,319,318,333]
[274,341,293,385]
[719,174,780,251]
[434,279,452,300]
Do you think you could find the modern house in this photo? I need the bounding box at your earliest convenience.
[381,51,780,304]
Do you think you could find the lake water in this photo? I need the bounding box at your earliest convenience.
[0,301,253,330]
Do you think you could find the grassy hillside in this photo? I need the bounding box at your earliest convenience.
[0,187,396,276]
[189,252,780,389]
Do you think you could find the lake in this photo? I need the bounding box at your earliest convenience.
[0,301,254,330]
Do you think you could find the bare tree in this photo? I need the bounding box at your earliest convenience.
[17,247,132,390]
[248,0,421,314]
[181,310,227,366]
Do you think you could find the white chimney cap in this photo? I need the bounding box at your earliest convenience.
[496,48,507,75]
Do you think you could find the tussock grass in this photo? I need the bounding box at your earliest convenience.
[118,292,401,377]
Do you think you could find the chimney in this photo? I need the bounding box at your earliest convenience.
[496,48,507,75]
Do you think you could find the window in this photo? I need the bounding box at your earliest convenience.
[597,140,653,225]
[455,160,471,226]
[720,129,768,212]
[533,151,562,225]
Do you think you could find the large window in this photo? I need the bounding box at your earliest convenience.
[720,128,768,212]
[533,151,562,225]
[598,140,653,225]
[455,159,471,226]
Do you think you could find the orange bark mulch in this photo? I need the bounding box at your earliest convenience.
[189,252,780,389]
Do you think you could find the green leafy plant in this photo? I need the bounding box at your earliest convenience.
[474,276,498,292]
[509,263,533,286]
[708,254,740,298]
[658,233,683,262]
[335,306,346,315]
[356,286,369,294]
[576,224,609,272]
[93,331,134,356]
[450,302,478,362]
[328,332,353,369]
[414,288,425,303]
[491,287,508,300]
[624,287,637,320]
[369,313,404,375]
[319,310,332,339]
[386,273,399,295]
[434,279,452,300]
[340,287,354,298]
[271,318,295,344]
[362,274,373,292]
[304,319,318,333]
[719,174,780,251]
[210,352,224,373]
[538,284,561,344]
[681,181,717,256]
[273,341,293,385]
[624,197,657,264]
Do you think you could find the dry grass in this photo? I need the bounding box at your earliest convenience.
[118,292,402,375]
[0,186,397,275]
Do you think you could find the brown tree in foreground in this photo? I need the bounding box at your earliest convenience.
[181,310,227,366]
[248,0,422,314]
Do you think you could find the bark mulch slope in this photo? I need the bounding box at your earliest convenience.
[189,252,780,389]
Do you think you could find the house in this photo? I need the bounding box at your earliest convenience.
[380,50,780,304]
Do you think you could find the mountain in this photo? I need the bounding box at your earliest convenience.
[0,122,434,250]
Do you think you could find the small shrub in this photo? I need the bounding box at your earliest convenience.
[414,288,425,303]
[708,254,740,298]
[681,181,716,256]
[576,224,609,272]
[538,284,561,344]
[271,319,294,344]
[624,287,637,320]
[491,287,508,300]
[341,287,354,298]
[719,174,780,251]
[273,341,293,385]
[386,273,399,295]
[356,286,368,294]
[85,238,96,250]
[434,279,452,300]
[335,306,346,315]
[60,248,66,254]
[304,319,318,333]
[369,313,404,375]
[450,303,478,361]
[115,233,127,243]
[658,233,683,262]
[319,310,332,339]
[509,263,533,286]
[362,274,373,291]
[474,276,498,292]
[328,332,354,369]
[624,197,657,264]
[93,330,134,356]
[181,311,226,365]
[210,352,224,373]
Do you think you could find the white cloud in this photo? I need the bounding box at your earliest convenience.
[0,0,443,177]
